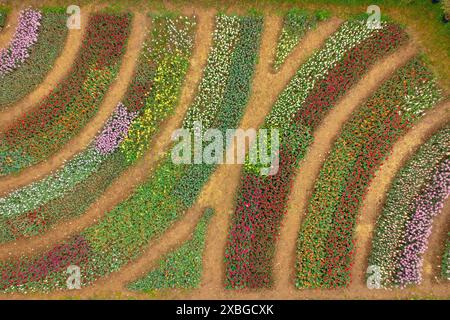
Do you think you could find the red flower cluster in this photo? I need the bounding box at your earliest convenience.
[225,24,407,289]
[1,14,131,170]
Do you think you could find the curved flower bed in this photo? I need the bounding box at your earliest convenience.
[0,7,8,29]
[295,58,442,289]
[224,20,407,289]
[368,125,450,287]
[0,15,196,242]
[0,14,262,293]
[0,8,41,76]
[442,233,450,280]
[0,8,68,107]
[0,13,131,176]
[273,9,319,71]
[128,208,214,290]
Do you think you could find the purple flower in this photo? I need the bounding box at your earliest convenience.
[396,159,450,286]
[94,103,137,155]
[0,8,42,76]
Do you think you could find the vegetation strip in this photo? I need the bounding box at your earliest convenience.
[0,13,263,293]
[0,13,131,176]
[368,125,450,287]
[224,19,406,289]
[0,7,68,107]
[295,58,442,289]
[128,208,214,290]
[0,14,196,243]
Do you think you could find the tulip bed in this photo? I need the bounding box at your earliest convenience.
[0,14,262,293]
[368,125,450,287]
[273,9,319,71]
[0,8,42,77]
[0,15,196,243]
[295,58,442,289]
[0,8,67,107]
[0,13,131,176]
[224,20,407,289]
[443,233,450,280]
[128,208,214,291]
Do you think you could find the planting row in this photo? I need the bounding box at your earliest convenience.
[273,8,327,71]
[0,13,131,176]
[0,7,8,29]
[295,58,442,289]
[0,14,196,243]
[0,7,68,107]
[224,19,407,289]
[0,13,263,293]
[128,208,214,291]
[368,125,450,287]
[443,233,450,280]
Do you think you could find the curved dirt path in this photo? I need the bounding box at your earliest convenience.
[0,10,147,196]
[272,43,418,291]
[0,6,91,128]
[0,8,216,260]
[350,100,450,292]
[0,8,19,49]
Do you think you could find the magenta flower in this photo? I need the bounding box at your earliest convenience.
[0,8,42,76]
[94,103,137,155]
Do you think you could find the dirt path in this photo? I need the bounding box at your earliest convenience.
[0,6,91,128]
[273,43,418,292]
[423,197,450,286]
[0,8,216,260]
[0,10,147,196]
[0,8,19,49]
[82,16,343,294]
[350,101,450,293]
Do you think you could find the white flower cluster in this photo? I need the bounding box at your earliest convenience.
[266,20,379,130]
[402,80,442,116]
[0,146,104,217]
[183,14,241,130]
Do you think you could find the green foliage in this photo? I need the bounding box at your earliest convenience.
[128,208,214,290]
[0,11,68,106]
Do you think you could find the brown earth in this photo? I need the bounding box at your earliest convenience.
[0,5,91,128]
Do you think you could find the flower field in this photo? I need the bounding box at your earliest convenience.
[0,3,448,300]
[0,7,67,107]
[368,125,450,287]
[295,58,442,289]
[0,14,196,242]
[0,12,131,176]
[0,13,262,293]
[443,234,450,280]
[224,18,407,289]
[128,208,214,290]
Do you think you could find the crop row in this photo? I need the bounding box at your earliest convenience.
[295,58,442,289]
[224,19,407,289]
[0,7,67,107]
[273,9,325,71]
[128,208,214,291]
[0,14,263,293]
[0,13,131,176]
[442,233,450,280]
[368,125,450,287]
[0,15,196,243]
